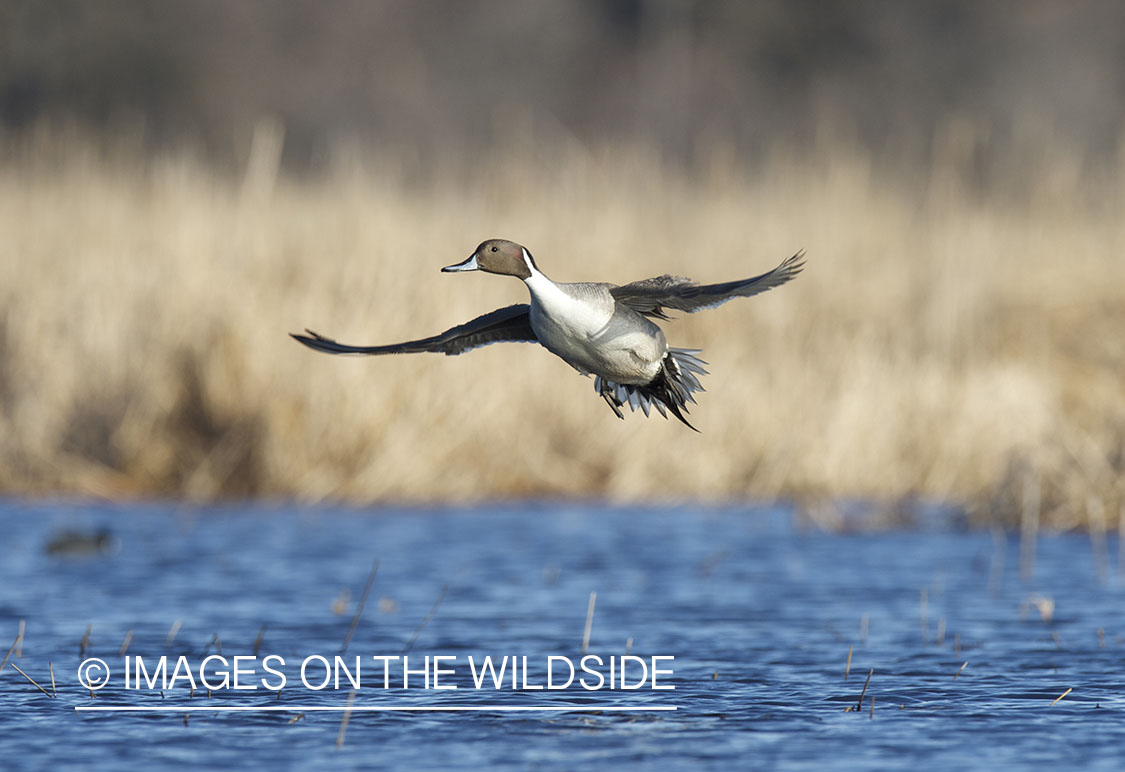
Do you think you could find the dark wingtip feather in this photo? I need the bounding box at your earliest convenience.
[291,329,347,354]
[781,249,807,276]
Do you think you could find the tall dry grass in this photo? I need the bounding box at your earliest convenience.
[0,127,1122,526]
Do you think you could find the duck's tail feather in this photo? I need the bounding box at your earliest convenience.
[593,348,708,431]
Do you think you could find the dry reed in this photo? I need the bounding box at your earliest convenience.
[404,584,447,654]
[582,592,597,655]
[335,689,356,749]
[253,624,266,657]
[10,663,53,698]
[855,668,873,712]
[1,128,1122,525]
[341,560,378,654]
[0,634,18,673]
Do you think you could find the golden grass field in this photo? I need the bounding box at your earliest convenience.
[1,127,1122,528]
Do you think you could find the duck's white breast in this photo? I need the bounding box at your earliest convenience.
[524,272,614,339]
[524,270,664,384]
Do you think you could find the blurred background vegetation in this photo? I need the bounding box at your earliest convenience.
[4,0,1125,175]
[0,1,1122,527]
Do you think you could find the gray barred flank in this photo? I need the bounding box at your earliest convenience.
[594,348,709,430]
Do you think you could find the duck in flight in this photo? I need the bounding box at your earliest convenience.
[292,240,805,430]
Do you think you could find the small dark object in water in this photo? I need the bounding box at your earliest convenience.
[45,527,116,557]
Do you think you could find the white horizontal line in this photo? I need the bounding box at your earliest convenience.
[75,705,678,713]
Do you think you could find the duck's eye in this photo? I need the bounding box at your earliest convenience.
[490,246,498,252]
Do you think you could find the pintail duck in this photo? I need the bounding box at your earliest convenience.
[292,240,805,430]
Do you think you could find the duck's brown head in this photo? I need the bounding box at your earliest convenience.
[442,239,536,279]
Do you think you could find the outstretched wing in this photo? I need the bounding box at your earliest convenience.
[291,304,538,357]
[610,250,806,319]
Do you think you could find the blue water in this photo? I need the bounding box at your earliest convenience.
[0,499,1122,770]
